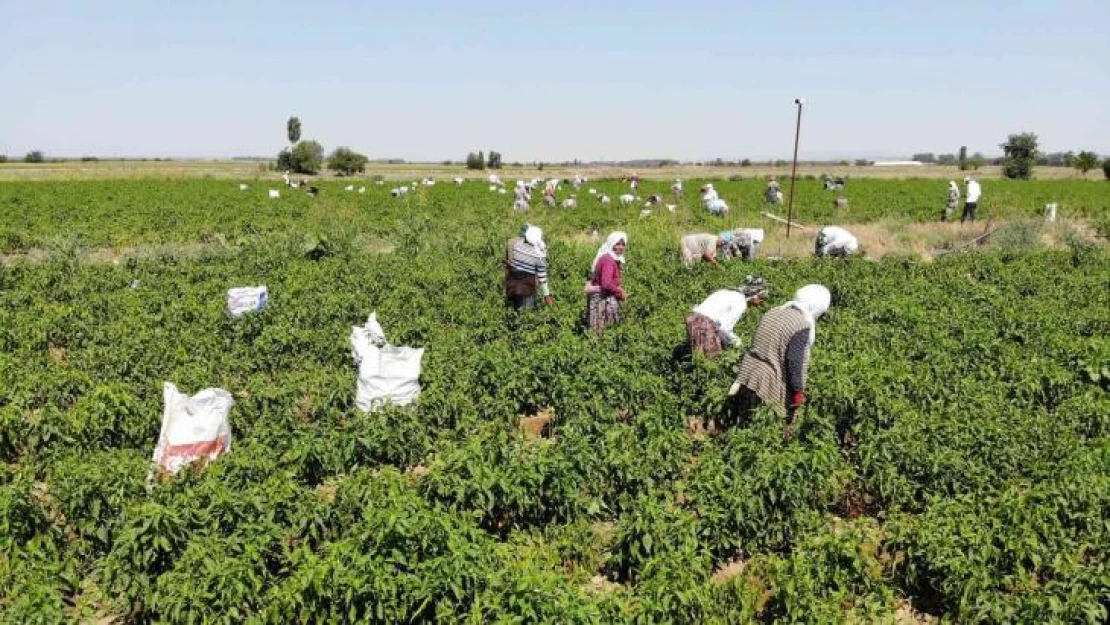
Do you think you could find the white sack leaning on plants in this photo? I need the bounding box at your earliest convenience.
[350,312,425,412]
[227,286,269,317]
[152,383,234,475]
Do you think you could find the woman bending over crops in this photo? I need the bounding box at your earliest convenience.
[585,231,628,335]
[505,225,552,310]
[687,276,769,358]
[728,284,830,437]
[680,232,733,266]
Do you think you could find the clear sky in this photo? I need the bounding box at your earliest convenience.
[2,0,1108,161]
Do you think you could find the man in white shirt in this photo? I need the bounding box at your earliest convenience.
[686,277,769,358]
[962,177,982,223]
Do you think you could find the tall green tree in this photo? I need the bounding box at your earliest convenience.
[1000,132,1039,179]
[487,150,502,169]
[958,146,968,171]
[1073,151,1099,175]
[287,116,302,145]
[1103,158,1110,181]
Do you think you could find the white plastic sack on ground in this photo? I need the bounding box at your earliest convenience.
[351,312,424,412]
[227,286,268,317]
[152,382,234,476]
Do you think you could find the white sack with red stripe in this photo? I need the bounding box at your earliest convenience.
[152,382,234,475]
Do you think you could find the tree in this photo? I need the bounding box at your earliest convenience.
[958,146,968,171]
[970,153,985,171]
[1073,151,1099,175]
[937,154,957,165]
[854,159,873,167]
[740,159,752,167]
[912,153,936,164]
[24,151,45,163]
[278,140,324,174]
[287,116,302,145]
[465,152,481,170]
[1000,132,1039,179]
[476,151,486,170]
[327,147,368,176]
[0,155,7,163]
[1103,158,1110,180]
[487,150,502,169]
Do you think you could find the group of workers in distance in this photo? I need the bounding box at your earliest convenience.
[504,218,834,436]
[944,177,982,223]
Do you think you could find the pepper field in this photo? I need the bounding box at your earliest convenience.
[1,177,1108,623]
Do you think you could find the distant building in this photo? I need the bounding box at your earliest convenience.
[872,160,925,167]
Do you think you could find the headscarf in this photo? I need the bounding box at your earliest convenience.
[720,231,734,244]
[524,225,546,256]
[782,284,830,345]
[948,180,957,189]
[591,231,628,273]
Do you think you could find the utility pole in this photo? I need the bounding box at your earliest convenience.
[786,98,805,238]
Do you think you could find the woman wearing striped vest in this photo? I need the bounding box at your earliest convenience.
[728,284,831,435]
[504,225,553,310]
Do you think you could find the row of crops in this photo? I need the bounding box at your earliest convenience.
[1,179,1108,622]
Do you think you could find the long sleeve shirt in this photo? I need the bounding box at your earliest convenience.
[591,254,625,300]
[967,181,981,203]
[692,290,747,346]
[506,238,550,296]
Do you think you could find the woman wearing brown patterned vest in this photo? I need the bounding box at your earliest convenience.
[727,284,831,437]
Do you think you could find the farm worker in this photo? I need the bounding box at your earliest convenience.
[630,172,640,191]
[585,231,628,334]
[687,277,770,358]
[814,226,859,258]
[514,181,531,211]
[681,232,732,266]
[727,228,764,261]
[728,284,831,434]
[765,179,781,204]
[505,225,552,310]
[943,181,960,222]
[962,177,981,223]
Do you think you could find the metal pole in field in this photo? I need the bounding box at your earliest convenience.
[786,98,805,238]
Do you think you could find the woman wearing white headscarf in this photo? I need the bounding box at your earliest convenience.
[728,284,831,433]
[584,231,628,334]
[505,224,552,310]
[943,180,960,222]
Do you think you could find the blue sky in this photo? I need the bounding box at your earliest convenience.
[2,0,1107,161]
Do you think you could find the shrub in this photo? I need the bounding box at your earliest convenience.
[326,147,368,176]
[1101,158,1110,180]
[24,151,45,163]
[1073,151,1098,175]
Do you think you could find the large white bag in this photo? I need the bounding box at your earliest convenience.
[227,286,268,317]
[351,312,424,412]
[152,382,234,476]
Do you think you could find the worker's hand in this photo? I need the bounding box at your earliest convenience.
[749,296,766,307]
[543,294,554,306]
[790,390,806,408]
[728,381,741,397]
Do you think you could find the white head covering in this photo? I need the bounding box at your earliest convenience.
[524,225,546,255]
[948,180,957,189]
[782,284,830,345]
[591,231,628,272]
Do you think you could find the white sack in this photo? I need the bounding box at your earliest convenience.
[227,286,268,317]
[152,382,233,476]
[351,312,424,412]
